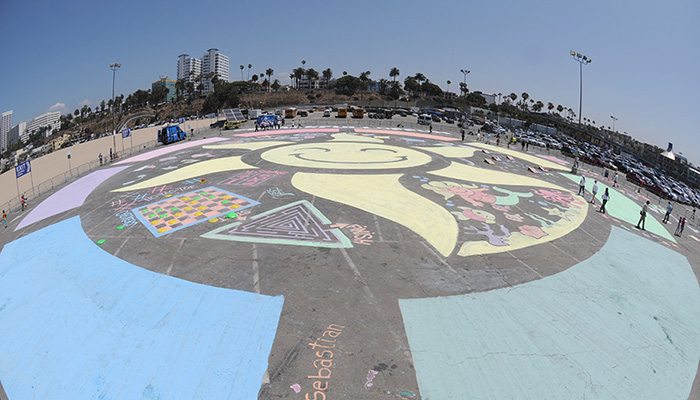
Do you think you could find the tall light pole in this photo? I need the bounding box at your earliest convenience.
[569,50,591,126]
[610,115,618,132]
[459,69,470,96]
[110,62,121,157]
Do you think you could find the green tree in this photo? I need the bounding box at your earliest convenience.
[414,73,426,84]
[100,100,106,113]
[509,93,517,102]
[332,75,363,95]
[271,79,281,91]
[533,101,544,112]
[150,84,169,105]
[247,64,252,80]
[387,82,405,100]
[322,68,333,86]
[421,81,443,97]
[446,80,451,95]
[359,71,371,90]
[342,71,347,76]
[520,92,529,110]
[251,74,259,83]
[403,76,420,97]
[389,67,400,82]
[465,92,486,107]
[306,68,319,89]
[293,68,304,89]
[547,102,554,113]
[557,104,564,113]
[239,64,245,81]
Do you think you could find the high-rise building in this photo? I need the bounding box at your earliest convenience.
[26,111,61,138]
[1,110,12,152]
[176,54,202,83]
[8,121,26,146]
[201,48,230,95]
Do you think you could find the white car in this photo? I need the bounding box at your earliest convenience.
[323,109,331,117]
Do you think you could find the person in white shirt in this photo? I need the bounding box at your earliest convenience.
[590,180,599,205]
[663,201,673,224]
[578,176,586,196]
[637,200,650,230]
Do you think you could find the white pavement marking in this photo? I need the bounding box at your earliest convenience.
[372,214,385,242]
[252,244,261,293]
[113,237,130,257]
[507,251,544,279]
[10,214,22,223]
[165,238,186,275]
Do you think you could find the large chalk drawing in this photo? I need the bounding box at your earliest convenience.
[202,200,352,249]
[122,132,585,257]
[399,227,700,399]
[133,186,259,237]
[0,217,283,399]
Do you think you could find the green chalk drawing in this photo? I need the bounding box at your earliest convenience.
[115,225,125,230]
[96,239,106,245]
[399,227,699,399]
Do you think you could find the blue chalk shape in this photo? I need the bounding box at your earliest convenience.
[399,227,700,400]
[0,217,283,400]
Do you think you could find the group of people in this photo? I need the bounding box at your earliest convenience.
[98,148,116,166]
[2,194,27,230]
[577,176,611,214]
[254,118,284,131]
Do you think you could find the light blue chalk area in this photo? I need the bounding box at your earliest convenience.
[0,217,283,400]
[399,227,700,400]
[560,172,676,242]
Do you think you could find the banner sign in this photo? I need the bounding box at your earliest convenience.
[122,128,131,138]
[15,160,31,178]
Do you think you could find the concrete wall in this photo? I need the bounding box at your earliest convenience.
[0,118,216,211]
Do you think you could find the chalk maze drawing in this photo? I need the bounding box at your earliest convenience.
[220,169,288,187]
[265,187,294,199]
[110,181,201,212]
[202,200,352,248]
[133,186,259,237]
[421,180,587,256]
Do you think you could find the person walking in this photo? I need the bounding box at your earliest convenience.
[460,129,465,142]
[99,153,103,166]
[599,188,609,213]
[675,216,686,236]
[637,201,650,230]
[590,180,599,204]
[662,201,673,224]
[613,172,619,188]
[20,195,26,211]
[429,124,433,133]
[578,175,586,196]
[692,208,696,221]
[2,209,7,228]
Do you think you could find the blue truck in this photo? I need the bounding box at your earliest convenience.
[158,125,187,145]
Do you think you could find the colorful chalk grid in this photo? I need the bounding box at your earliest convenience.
[220,169,288,187]
[133,186,259,237]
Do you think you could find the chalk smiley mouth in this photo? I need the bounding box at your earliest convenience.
[289,146,409,165]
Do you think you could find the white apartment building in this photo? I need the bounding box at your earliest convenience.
[9,121,26,146]
[1,110,12,152]
[201,48,230,95]
[26,111,61,138]
[176,54,202,83]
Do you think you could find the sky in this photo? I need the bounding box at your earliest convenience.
[1,0,698,161]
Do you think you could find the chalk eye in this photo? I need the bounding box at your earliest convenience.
[360,148,397,153]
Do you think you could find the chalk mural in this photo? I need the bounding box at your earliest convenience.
[202,200,352,249]
[420,179,587,256]
[118,133,586,256]
[331,223,374,245]
[133,186,259,237]
[220,169,288,187]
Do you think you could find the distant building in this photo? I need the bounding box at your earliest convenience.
[297,76,329,90]
[479,93,496,105]
[176,54,202,83]
[1,110,12,152]
[26,111,61,138]
[8,121,26,146]
[201,48,230,95]
[152,77,177,102]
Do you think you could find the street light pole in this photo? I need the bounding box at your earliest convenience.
[610,115,618,132]
[459,68,470,96]
[569,51,591,126]
[110,62,121,159]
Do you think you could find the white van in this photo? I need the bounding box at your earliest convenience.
[417,114,432,125]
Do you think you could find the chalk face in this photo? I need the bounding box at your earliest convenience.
[261,142,432,170]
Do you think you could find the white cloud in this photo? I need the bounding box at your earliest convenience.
[48,102,66,112]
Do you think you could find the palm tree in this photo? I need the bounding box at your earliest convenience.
[389,67,400,82]
[547,102,554,113]
[289,73,295,86]
[414,73,426,84]
[293,68,304,89]
[247,64,252,80]
[509,93,517,102]
[100,100,106,113]
[301,59,306,68]
[306,68,319,89]
[322,68,332,87]
[265,68,274,91]
[239,65,244,81]
[342,71,347,76]
[557,104,564,114]
[251,74,259,84]
[521,92,529,110]
[446,80,451,95]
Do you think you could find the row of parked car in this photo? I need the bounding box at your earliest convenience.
[509,128,700,206]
